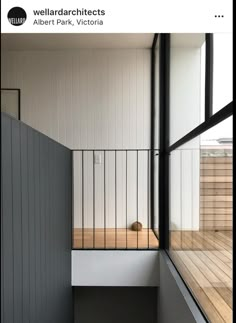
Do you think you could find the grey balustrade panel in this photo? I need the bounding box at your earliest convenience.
[1,112,73,323]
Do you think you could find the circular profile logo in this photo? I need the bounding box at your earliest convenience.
[8,7,27,26]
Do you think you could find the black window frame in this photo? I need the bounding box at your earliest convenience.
[152,31,233,322]
[152,32,233,249]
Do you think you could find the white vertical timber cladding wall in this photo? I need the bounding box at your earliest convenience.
[1,49,151,149]
[1,49,153,228]
[154,45,160,231]
[170,140,200,231]
[169,44,202,230]
[73,150,151,228]
[170,47,202,145]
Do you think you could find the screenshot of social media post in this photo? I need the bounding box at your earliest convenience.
[1,1,233,323]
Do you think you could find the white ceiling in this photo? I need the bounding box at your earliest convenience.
[1,33,155,50]
[170,33,205,47]
[1,33,205,51]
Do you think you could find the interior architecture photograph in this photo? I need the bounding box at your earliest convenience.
[1,33,233,323]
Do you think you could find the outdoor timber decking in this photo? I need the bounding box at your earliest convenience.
[73,228,159,249]
[169,230,232,323]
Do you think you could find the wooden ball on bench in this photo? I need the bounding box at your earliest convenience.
[131,221,143,231]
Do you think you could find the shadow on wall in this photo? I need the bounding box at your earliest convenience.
[74,287,158,323]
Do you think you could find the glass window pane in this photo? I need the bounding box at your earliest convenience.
[169,117,232,322]
[154,36,160,149]
[154,155,159,238]
[170,34,205,145]
[213,33,233,114]
[154,36,160,239]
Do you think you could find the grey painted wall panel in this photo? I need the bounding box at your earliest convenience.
[1,112,73,323]
[20,123,30,323]
[34,131,41,322]
[1,170,3,323]
[1,114,14,323]
[28,127,37,323]
[1,145,3,323]
[159,252,206,323]
[12,119,23,323]
[39,134,46,323]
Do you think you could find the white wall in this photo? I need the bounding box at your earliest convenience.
[170,47,202,145]
[169,41,203,230]
[1,49,153,229]
[1,49,151,149]
[73,150,152,228]
[170,139,200,231]
[1,43,201,231]
[72,250,159,286]
[213,33,233,113]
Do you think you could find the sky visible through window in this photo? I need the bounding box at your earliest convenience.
[201,33,232,145]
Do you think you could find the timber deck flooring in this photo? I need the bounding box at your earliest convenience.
[73,228,159,249]
[169,230,232,323]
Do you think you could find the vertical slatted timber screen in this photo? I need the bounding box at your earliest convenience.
[1,112,73,323]
[200,155,232,231]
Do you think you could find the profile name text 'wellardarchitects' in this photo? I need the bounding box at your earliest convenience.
[33,8,106,26]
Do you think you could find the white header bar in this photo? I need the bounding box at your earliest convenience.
[1,0,233,33]
[72,251,159,286]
